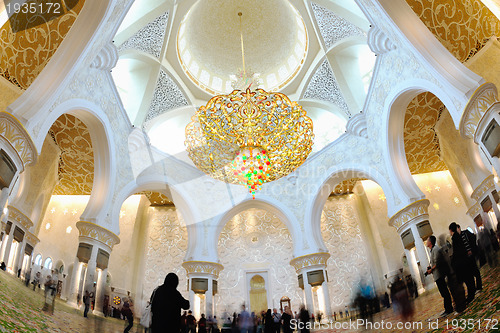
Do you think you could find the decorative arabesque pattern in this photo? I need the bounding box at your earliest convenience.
[404,92,447,174]
[0,0,85,89]
[303,60,351,116]
[143,207,189,301]
[321,195,371,308]
[311,2,366,50]
[140,191,173,206]
[217,209,303,313]
[405,0,500,63]
[143,69,189,123]
[118,12,169,59]
[50,114,94,195]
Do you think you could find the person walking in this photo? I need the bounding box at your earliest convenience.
[151,272,190,332]
[281,306,293,333]
[426,235,453,316]
[449,222,476,303]
[83,290,91,317]
[122,298,134,333]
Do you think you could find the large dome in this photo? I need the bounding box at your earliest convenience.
[177,0,307,94]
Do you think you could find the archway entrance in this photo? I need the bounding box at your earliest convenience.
[249,274,267,314]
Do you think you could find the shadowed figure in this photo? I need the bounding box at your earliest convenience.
[151,273,190,332]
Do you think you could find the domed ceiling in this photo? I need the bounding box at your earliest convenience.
[177,0,307,94]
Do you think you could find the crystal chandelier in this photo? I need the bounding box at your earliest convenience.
[185,13,314,198]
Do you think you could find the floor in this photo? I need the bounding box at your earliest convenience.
[0,262,499,332]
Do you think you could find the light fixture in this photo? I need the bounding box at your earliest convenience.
[185,12,314,198]
[66,226,72,234]
[45,223,51,230]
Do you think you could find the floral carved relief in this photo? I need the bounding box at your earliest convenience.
[405,0,500,63]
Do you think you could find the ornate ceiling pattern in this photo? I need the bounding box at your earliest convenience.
[49,114,94,195]
[333,178,364,195]
[403,92,447,174]
[0,0,85,90]
[405,0,500,63]
[118,11,169,59]
[143,69,189,124]
[140,191,173,206]
[303,59,351,116]
[310,2,365,50]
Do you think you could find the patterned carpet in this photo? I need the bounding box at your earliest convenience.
[0,271,141,332]
[315,262,500,333]
[0,263,498,332]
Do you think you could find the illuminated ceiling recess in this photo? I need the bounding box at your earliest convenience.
[177,0,308,94]
[185,10,314,198]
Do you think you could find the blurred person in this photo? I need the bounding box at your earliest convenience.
[298,306,310,333]
[83,290,91,317]
[272,308,281,333]
[490,229,500,252]
[239,304,252,333]
[187,310,196,333]
[180,311,188,333]
[281,306,293,333]
[426,235,453,316]
[198,313,207,333]
[264,309,273,333]
[479,227,497,267]
[449,222,477,303]
[121,298,134,333]
[390,275,413,321]
[151,272,190,332]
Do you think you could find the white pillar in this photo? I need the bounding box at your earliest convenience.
[68,257,82,307]
[83,245,99,308]
[410,223,431,290]
[189,277,195,311]
[321,270,332,318]
[14,236,27,274]
[94,268,108,316]
[206,276,213,317]
[404,248,422,291]
[301,271,314,315]
[1,226,14,268]
[0,188,10,214]
[488,193,500,227]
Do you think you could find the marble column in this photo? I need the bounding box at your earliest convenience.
[14,236,27,274]
[290,252,331,318]
[94,268,108,316]
[1,223,15,269]
[182,261,224,318]
[389,199,433,293]
[488,192,500,227]
[74,221,120,312]
[68,257,82,307]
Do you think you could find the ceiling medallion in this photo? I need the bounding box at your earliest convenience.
[185,13,314,198]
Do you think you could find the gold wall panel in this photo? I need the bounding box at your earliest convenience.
[49,114,94,195]
[140,191,174,206]
[405,0,500,63]
[0,0,85,90]
[404,92,447,174]
[333,178,365,195]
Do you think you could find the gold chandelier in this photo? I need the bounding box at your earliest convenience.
[185,13,314,198]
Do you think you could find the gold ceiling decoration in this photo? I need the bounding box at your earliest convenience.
[0,0,85,90]
[333,178,365,195]
[404,92,447,174]
[140,191,174,206]
[50,114,94,195]
[405,0,500,63]
[185,12,314,198]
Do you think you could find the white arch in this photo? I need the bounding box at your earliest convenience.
[8,0,121,123]
[305,162,398,253]
[211,196,303,260]
[34,98,118,227]
[111,176,199,259]
[382,80,459,208]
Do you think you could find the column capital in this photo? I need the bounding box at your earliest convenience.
[388,199,430,232]
[460,82,498,140]
[25,230,40,246]
[466,202,482,219]
[471,175,495,202]
[0,111,37,168]
[8,205,33,230]
[76,221,120,252]
[1,220,5,232]
[182,261,224,279]
[289,252,330,273]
